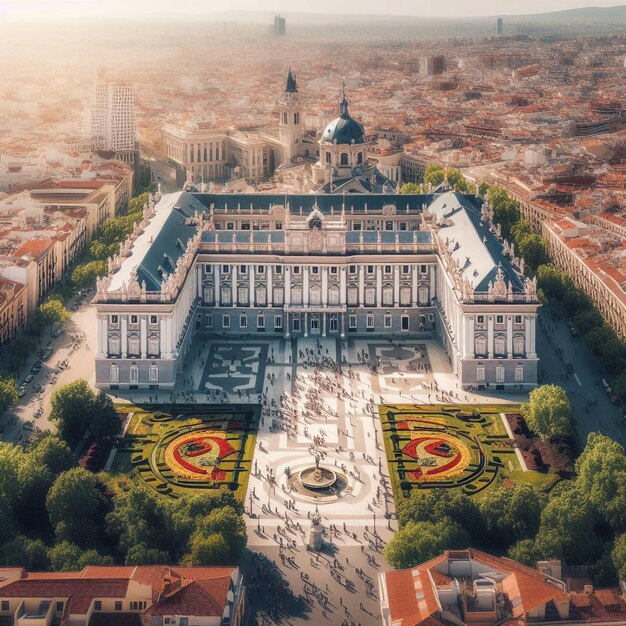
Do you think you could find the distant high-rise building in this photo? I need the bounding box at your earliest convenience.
[419,56,446,76]
[274,14,286,36]
[496,17,503,35]
[83,71,136,163]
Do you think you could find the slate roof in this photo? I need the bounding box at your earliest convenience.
[428,191,525,293]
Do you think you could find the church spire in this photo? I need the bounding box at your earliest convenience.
[339,80,349,117]
[285,68,297,93]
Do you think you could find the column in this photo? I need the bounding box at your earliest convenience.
[340,267,347,305]
[322,313,327,337]
[322,267,328,306]
[340,312,346,339]
[429,265,436,302]
[303,267,309,306]
[215,264,221,306]
[528,316,537,358]
[160,317,168,358]
[98,317,107,355]
[285,267,291,305]
[267,265,273,307]
[140,316,147,359]
[285,312,290,339]
[465,316,474,357]
[304,312,309,337]
[376,266,382,307]
[393,265,400,306]
[412,265,418,306]
[506,316,513,358]
[121,316,128,358]
[525,316,532,355]
[358,266,365,306]
[487,316,494,358]
[249,266,255,307]
[232,265,238,306]
[196,265,202,299]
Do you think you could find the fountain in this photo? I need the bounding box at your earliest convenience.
[299,457,338,490]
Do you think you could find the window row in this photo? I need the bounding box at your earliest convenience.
[110,364,159,383]
[109,314,159,326]
[474,334,526,357]
[108,335,160,357]
[476,365,524,383]
[204,264,431,276]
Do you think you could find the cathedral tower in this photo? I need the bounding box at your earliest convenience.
[278,68,303,164]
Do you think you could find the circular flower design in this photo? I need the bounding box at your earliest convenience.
[401,431,471,482]
[165,430,236,481]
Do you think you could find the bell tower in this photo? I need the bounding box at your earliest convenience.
[278,68,303,164]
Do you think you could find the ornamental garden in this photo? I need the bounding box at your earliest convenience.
[107,403,259,500]
[380,404,558,500]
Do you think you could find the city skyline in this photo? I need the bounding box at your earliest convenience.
[3,0,626,20]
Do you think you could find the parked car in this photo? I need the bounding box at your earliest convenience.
[51,327,63,338]
[24,374,34,384]
[42,348,53,361]
[17,386,27,398]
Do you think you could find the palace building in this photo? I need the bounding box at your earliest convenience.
[93,187,540,391]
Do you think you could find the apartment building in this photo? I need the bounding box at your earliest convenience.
[0,564,245,626]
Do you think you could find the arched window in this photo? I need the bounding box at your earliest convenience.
[474,335,487,357]
[325,152,331,164]
[147,336,159,357]
[513,335,525,356]
[129,366,139,384]
[128,335,140,357]
[357,152,363,164]
[494,334,506,356]
[340,153,349,166]
[108,336,120,357]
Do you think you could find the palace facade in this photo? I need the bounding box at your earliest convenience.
[93,189,540,391]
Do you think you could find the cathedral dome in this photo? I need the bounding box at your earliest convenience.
[321,88,365,145]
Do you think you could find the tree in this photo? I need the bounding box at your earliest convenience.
[1,535,49,570]
[535,487,600,565]
[0,378,18,413]
[399,183,423,194]
[447,169,473,193]
[510,220,533,248]
[385,519,470,569]
[611,533,626,582]
[125,544,170,566]
[30,436,74,475]
[423,164,445,188]
[49,380,97,445]
[517,234,549,274]
[38,299,70,331]
[478,182,490,197]
[90,391,122,440]
[396,489,482,542]
[575,433,626,531]
[8,334,37,373]
[508,539,541,567]
[573,308,604,336]
[188,534,232,566]
[191,506,247,562]
[48,541,113,572]
[46,468,104,545]
[615,371,626,403]
[478,483,542,548]
[487,186,520,240]
[521,384,575,439]
[536,264,568,301]
[71,260,107,290]
[127,192,150,214]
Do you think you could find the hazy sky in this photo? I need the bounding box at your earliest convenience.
[2,0,626,20]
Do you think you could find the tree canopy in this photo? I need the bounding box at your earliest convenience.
[521,384,575,439]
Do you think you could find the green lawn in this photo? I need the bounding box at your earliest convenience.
[105,403,260,501]
[380,404,558,502]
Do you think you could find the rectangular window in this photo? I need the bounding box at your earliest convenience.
[222,315,230,328]
[365,288,376,306]
[257,265,265,274]
[275,265,283,274]
[293,317,301,332]
[311,266,319,275]
[366,315,374,329]
[226,222,234,230]
[130,315,138,324]
[220,288,231,306]
[149,366,159,383]
[273,287,284,305]
[477,315,485,325]
[496,366,505,383]
[111,315,119,325]
[293,266,301,275]
[204,314,212,328]
[239,265,248,275]
[222,265,230,274]
[384,315,392,328]
[367,265,374,275]
[477,366,486,382]
[56,602,63,612]
[349,265,357,274]
[257,315,265,329]
[204,264,213,273]
[240,315,247,328]
[515,315,522,324]
[150,315,158,324]
[400,287,411,306]
[386,221,393,231]
[115,601,122,611]
[349,315,357,329]
[238,288,248,306]
[384,265,392,275]
[401,315,409,331]
[94,601,101,612]
[129,367,139,384]
[1,601,8,611]
[496,315,504,324]
[347,288,358,306]
[382,288,393,306]
[274,316,283,329]
[402,265,410,274]
[515,366,524,382]
[330,266,338,275]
